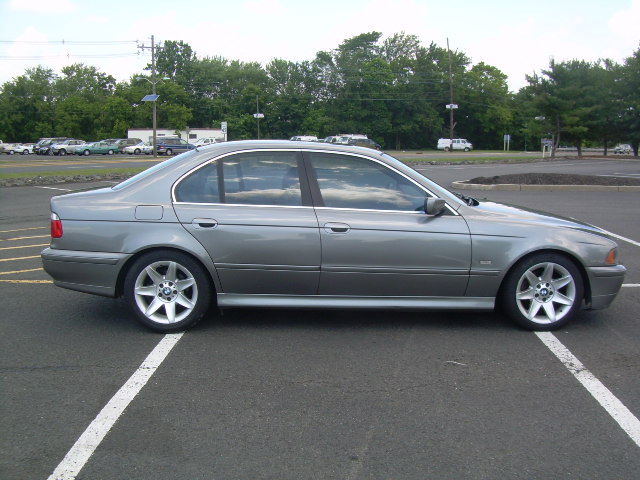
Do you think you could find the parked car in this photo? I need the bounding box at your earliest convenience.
[348,138,382,150]
[76,141,120,156]
[437,138,473,151]
[36,137,69,155]
[337,134,368,145]
[0,143,16,154]
[290,136,318,142]
[613,144,632,154]
[156,137,195,155]
[51,139,86,156]
[41,140,626,333]
[11,144,35,155]
[112,138,143,150]
[192,137,218,147]
[123,141,152,155]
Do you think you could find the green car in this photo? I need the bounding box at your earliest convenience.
[77,141,120,156]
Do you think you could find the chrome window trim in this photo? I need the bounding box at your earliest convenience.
[171,148,458,215]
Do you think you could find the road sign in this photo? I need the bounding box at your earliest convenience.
[445,104,458,109]
[221,122,227,133]
[253,113,264,119]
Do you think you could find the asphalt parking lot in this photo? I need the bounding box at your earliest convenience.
[1,158,639,479]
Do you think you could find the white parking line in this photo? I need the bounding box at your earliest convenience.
[536,332,640,448]
[35,186,73,191]
[47,333,184,480]
[600,229,640,248]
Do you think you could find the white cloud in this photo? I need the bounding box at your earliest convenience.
[608,0,640,52]
[8,0,76,13]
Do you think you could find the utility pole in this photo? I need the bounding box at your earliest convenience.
[447,38,455,152]
[138,35,158,156]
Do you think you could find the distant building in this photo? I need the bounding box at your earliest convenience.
[128,127,225,143]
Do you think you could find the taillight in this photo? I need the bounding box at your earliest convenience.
[51,213,63,238]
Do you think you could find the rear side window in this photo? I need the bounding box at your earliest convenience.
[174,151,303,206]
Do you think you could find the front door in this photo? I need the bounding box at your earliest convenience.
[305,152,471,297]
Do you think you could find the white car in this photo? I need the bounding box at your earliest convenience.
[192,137,218,147]
[123,142,152,155]
[613,144,632,154]
[12,144,34,154]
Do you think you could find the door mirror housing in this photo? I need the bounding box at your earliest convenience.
[424,197,446,216]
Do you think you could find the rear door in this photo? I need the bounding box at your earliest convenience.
[173,150,321,295]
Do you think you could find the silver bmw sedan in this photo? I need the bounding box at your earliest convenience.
[41,140,626,332]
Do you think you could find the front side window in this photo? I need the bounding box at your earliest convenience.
[174,151,303,206]
[308,153,427,211]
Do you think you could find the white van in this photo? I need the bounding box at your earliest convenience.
[437,138,473,151]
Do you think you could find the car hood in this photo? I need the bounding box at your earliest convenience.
[461,200,612,239]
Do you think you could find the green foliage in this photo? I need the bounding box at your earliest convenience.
[1,35,638,154]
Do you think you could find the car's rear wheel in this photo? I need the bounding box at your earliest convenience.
[82,149,90,156]
[166,148,173,155]
[108,150,114,155]
[21,149,29,155]
[134,148,141,154]
[500,253,584,330]
[124,250,212,332]
[59,149,66,156]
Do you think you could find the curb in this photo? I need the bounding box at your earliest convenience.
[451,181,640,192]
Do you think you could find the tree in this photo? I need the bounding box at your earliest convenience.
[458,62,513,149]
[0,66,57,142]
[526,59,604,156]
[617,48,640,155]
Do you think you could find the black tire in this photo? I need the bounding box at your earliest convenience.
[59,149,67,156]
[22,149,29,155]
[134,148,141,155]
[82,149,90,156]
[464,147,470,152]
[500,253,584,330]
[123,250,212,332]
[166,148,173,155]
[443,147,450,152]
[107,149,114,155]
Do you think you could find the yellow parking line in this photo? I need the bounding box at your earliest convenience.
[0,279,52,284]
[0,226,47,234]
[0,243,49,251]
[0,268,43,275]
[0,256,40,262]
[1,235,50,241]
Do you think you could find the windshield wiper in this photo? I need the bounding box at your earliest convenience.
[454,192,479,206]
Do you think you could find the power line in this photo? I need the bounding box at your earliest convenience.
[0,40,138,45]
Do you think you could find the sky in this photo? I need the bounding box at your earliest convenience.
[1,0,639,92]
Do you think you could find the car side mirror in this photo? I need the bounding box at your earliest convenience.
[424,197,446,216]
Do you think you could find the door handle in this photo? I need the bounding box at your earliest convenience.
[324,222,350,234]
[192,218,218,229]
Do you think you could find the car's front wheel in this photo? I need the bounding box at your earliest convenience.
[500,253,584,330]
[134,148,141,154]
[82,149,90,156]
[124,250,212,332]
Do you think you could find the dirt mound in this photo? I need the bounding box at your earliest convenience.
[466,173,640,186]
